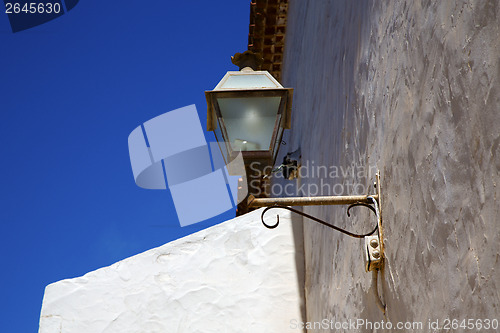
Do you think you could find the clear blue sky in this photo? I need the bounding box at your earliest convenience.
[0,1,249,331]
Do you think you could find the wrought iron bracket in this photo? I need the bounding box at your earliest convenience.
[248,171,386,313]
[247,171,385,271]
[260,200,378,238]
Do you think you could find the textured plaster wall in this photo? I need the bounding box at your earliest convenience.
[39,208,305,333]
[281,0,500,331]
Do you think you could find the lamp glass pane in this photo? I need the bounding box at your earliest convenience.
[218,96,281,151]
[213,120,228,163]
[273,126,283,160]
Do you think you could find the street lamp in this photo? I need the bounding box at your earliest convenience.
[206,51,293,176]
[206,52,386,312]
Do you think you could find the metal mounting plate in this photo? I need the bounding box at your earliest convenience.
[375,171,384,265]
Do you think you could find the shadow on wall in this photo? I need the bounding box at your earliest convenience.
[290,208,306,331]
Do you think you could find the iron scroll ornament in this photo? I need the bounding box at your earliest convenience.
[260,197,379,239]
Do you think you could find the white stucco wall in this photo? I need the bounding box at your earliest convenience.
[281,0,500,331]
[39,208,305,333]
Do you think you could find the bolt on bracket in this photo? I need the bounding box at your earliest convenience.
[365,235,382,271]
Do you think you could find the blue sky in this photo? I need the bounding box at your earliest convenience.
[0,1,249,331]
